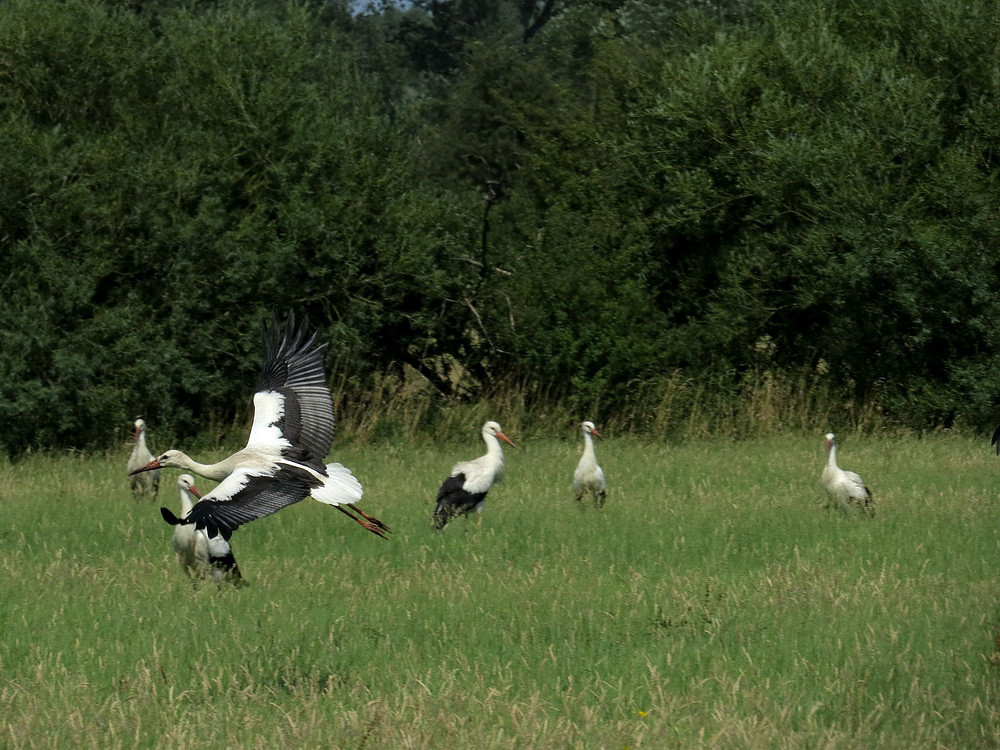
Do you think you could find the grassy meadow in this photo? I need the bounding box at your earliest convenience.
[1,431,999,748]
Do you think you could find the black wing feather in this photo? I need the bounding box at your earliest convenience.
[992,425,1000,454]
[435,474,467,504]
[185,464,319,539]
[255,311,336,468]
[433,473,488,529]
[437,489,488,516]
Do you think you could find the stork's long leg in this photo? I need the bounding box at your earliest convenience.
[347,503,391,533]
[335,505,390,539]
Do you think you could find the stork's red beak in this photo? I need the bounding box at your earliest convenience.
[128,458,161,476]
[188,483,203,500]
[590,428,604,440]
[497,431,517,448]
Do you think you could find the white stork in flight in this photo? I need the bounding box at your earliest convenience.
[171,474,246,586]
[433,420,515,530]
[821,432,874,516]
[127,417,160,500]
[129,312,390,540]
[573,420,606,506]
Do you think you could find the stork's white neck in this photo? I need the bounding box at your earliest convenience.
[826,442,838,470]
[179,488,195,516]
[483,433,506,459]
[582,431,597,461]
[481,432,507,480]
[170,452,235,482]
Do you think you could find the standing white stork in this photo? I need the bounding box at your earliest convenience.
[573,420,606,506]
[821,432,874,516]
[433,421,516,530]
[129,311,390,541]
[171,474,246,586]
[127,417,160,500]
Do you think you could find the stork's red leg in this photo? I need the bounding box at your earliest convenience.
[335,505,390,540]
[347,503,391,534]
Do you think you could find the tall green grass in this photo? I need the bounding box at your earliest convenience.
[1,432,998,748]
[325,365,892,447]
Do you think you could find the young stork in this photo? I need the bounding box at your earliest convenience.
[821,432,874,516]
[171,474,245,586]
[433,421,516,530]
[129,311,390,541]
[127,417,159,500]
[573,420,606,506]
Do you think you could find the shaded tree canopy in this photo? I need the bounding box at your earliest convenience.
[1,0,1000,452]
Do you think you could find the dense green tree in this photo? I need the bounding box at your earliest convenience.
[3,0,1000,452]
[0,0,477,450]
[480,0,1000,425]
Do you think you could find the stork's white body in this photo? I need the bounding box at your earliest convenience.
[821,433,874,516]
[171,475,199,574]
[433,421,515,529]
[129,313,389,540]
[155,445,363,512]
[573,421,606,506]
[172,475,245,585]
[127,418,159,500]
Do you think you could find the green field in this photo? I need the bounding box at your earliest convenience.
[1,432,998,748]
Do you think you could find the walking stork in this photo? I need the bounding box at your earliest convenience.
[821,432,874,516]
[127,418,159,500]
[573,420,606,506]
[171,474,246,586]
[433,421,515,530]
[129,311,390,541]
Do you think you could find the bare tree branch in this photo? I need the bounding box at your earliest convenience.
[522,0,561,42]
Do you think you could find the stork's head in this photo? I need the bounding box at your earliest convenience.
[582,421,603,440]
[824,433,835,452]
[133,417,146,440]
[484,420,516,448]
[177,473,202,499]
[129,449,182,475]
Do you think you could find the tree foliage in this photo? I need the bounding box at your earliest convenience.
[2,0,1000,452]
